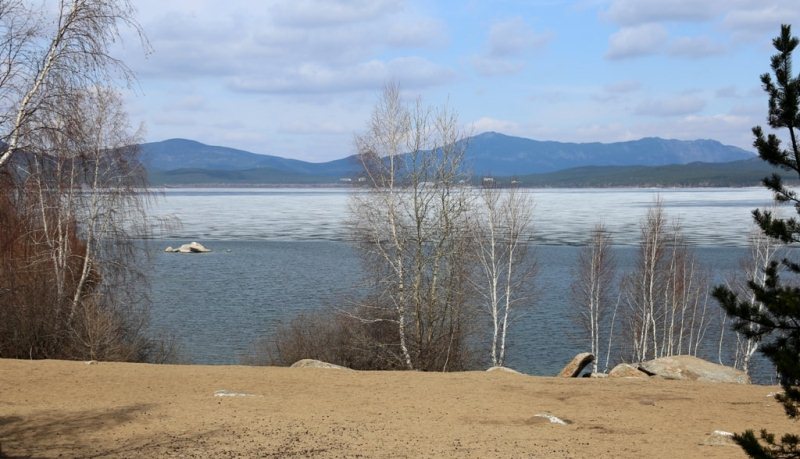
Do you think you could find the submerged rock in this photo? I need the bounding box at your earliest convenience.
[558,352,594,377]
[638,355,750,384]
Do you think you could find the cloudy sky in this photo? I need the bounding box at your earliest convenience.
[116,0,799,162]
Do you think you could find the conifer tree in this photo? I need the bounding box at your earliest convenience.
[713,24,800,458]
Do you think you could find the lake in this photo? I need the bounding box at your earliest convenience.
[146,187,782,382]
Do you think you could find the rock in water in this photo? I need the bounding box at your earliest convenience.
[638,355,750,384]
[608,363,649,379]
[167,242,211,253]
[290,359,352,370]
[558,352,594,377]
[187,241,211,253]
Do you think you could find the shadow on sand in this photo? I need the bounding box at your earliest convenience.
[0,404,214,458]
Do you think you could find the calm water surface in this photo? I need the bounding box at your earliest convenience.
[146,187,782,383]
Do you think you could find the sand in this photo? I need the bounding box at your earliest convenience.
[0,358,794,458]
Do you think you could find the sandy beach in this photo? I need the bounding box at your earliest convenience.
[0,358,794,458]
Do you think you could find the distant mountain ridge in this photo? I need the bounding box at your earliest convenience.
[464,132,752,175]
[139,138,359,177]
[140,132,755,186]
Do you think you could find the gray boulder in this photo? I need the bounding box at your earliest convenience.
[558,352,594,377]
[638,355,750,384]
[290,359,352,370]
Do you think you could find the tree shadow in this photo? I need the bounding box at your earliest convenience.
[0,404,216,458]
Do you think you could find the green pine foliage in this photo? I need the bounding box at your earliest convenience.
[712,24,800,459]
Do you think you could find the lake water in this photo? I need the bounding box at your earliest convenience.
[146,187,782,383]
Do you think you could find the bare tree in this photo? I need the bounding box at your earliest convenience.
[722,226,780,374]
[0,3,164,362]
[349,83,475,371]
[571,223,615,374]
[623,199,711,362]
[470,184,535,367]
[0,85,156,361]
[0,0,145,170]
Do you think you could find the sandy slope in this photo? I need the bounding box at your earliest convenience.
[0,359,794,458]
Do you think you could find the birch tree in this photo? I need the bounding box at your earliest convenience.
[723,226,780,374]
[0,2,161,361]
[471,184,535,368]
[0,86,154,361]
[0,0,144,171]
[623,200,711,362]
[349,83,475,371]
[571,223,615,374]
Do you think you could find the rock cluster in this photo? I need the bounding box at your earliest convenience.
[557,354,748,383]
[638,355,750,384]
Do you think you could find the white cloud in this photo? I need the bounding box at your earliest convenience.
[605,24,668,60]
[603,80,642,94]
[471,17,551,76]
[228,57,455,94]
[640,113,756,149]
[635,95,706,117]
[487,17,551,57]
[470,117,522,135]
[278,120,353,136]
[385,17,448,48]
[715,86,740,98]
[668,36,726,58]
[471,57,525,77]
[271,0,403,27]
[603,0,721,26]
[723,4,800,37]
[171,95,207,111]
[593,80,641,102]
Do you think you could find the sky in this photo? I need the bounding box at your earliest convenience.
[113,0,800,162]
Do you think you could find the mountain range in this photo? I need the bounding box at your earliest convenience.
[140,132,759,187]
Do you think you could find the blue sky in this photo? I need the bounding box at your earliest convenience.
[117,0,799,162]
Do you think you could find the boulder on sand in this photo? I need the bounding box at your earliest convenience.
[608,363,649,379]
[290,359,352,371]
[638,355,750,384]
[558,352,594,378]
[487,366,523,375]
